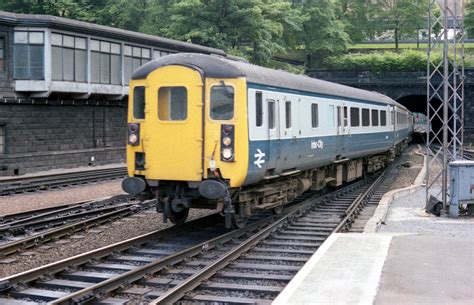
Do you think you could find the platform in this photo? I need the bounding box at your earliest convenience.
[274,188,474,305]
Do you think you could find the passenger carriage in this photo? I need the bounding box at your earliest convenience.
[122,53,412,227]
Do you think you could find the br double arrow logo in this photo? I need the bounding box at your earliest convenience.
[254,149,266,168]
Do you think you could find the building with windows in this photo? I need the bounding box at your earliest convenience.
[0,11,226,176]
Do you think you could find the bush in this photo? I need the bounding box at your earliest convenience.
[321,50,447,72]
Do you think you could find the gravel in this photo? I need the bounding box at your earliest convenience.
[387,145,424,191]
[0,163,125,181]
[0,179,126,215]
[0,208,214,278]
[377,187,474,236]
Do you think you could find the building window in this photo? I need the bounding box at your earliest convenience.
[350,107,360,127]
[0,125,5,154]
[381,110,387,126]
[124,45,151,84]
[13,31,44,80]
[0,37,4,71]
[91,39,121,85]
[255,92,263,127]
[152,49,172,60]
[372,109,379,126]
[311,104,319,128]
[285,101,292,129]
[362,108,370,126]
[51,33,87,82]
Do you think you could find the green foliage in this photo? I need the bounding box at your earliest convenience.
[152,0,305,65]
[0,0,438,71]
[302,0,350,56]
[322,50,445,72]
[467,0,474,38]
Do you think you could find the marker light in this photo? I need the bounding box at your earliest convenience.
[129,133,138,144]
[222,136,232,146]
[222,148,233,160]
[220,124,234,162]
[127,123,140,146]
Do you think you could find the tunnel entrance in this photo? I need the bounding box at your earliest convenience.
[396,95,448,144]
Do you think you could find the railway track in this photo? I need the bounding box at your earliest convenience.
[0,162,393,305]
[0,167,127,196]
[463,149,474,160]
[0,195,149,258]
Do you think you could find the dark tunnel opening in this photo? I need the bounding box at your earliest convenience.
[396,95,449,144]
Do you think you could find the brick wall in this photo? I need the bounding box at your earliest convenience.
[0,102,127,176]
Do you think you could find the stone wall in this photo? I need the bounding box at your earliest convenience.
[0,101,127,176]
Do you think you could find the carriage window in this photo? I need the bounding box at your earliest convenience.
[211,85,234,120]
[133,86,145,119]
[285,101,292,129]
[311,104,319,128]
[372,109,379,126]
[350,107,360,127]
[362,108,370,126]
[381,110,387,126]
[158,87,187,121]
[256,92,263,127]
[268,100,275,129]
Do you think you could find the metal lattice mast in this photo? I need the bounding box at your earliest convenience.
[426,0,465,209]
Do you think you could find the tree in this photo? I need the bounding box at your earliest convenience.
[376,0,428,50]
[298,0,350,67]
[153,0,304,65]
[335,0,377,43]
[466,0,474,38]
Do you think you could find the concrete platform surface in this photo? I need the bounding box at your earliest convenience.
[274,233,474,305]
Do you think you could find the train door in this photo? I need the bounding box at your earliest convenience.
[278,98,299,171]
[391,106,396,132]
[145,66,203,181]
[336,103,350,158]
[267,98,280,173]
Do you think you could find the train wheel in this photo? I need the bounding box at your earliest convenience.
[232,213,247,229]
[169,208,189,225]
[273,205,283,215]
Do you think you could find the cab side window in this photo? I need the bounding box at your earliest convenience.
[133,86,145,119]
[210,85,234,120]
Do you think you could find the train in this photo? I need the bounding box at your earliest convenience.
[413,112,429,133]
[122,53,413,228]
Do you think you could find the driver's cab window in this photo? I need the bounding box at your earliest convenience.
[210,85,234,120]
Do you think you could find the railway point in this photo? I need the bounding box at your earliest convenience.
[0,3,473,305]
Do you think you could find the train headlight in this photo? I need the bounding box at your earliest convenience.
[222,136,232,146]
[222,148,233,160]
[129,133,138,145]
